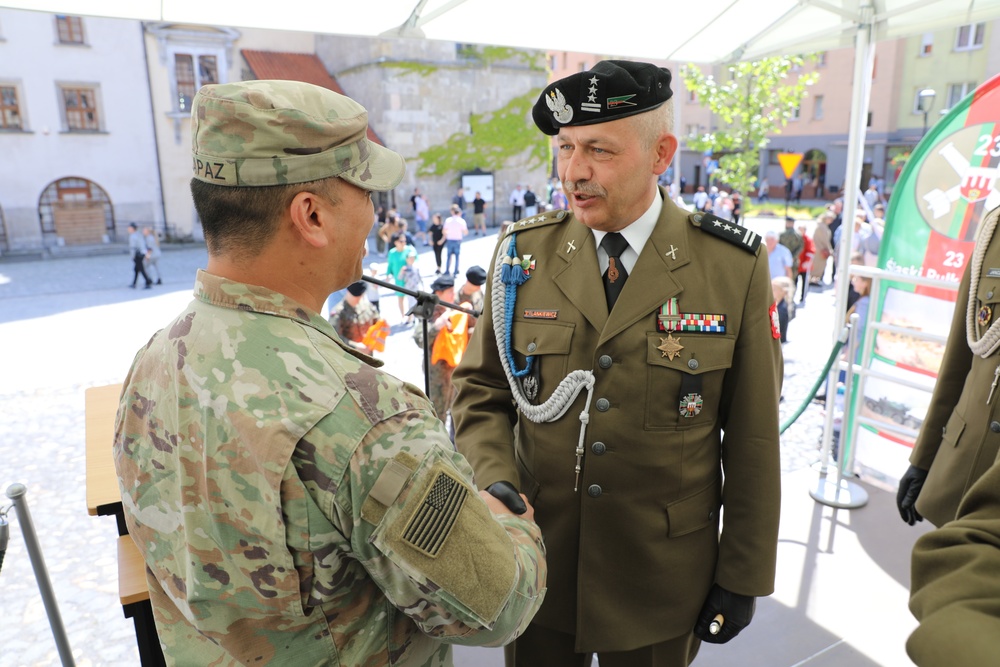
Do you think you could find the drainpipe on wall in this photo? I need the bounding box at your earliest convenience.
[141,22,169,240]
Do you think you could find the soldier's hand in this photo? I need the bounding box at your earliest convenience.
[479,490,535,522]
[896,465,928,525]
[693,584,756,644]
[484,481,527,515]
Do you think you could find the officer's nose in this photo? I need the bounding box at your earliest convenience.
[560,150,591,186]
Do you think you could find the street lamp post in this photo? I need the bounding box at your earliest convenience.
[917,88,936,136]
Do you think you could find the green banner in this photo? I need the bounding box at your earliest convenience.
[849,73,1000,486]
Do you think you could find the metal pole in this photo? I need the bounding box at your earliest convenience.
[6,484,76,666]
[810,314,869,509]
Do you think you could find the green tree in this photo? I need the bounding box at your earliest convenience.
[681,57,818,194]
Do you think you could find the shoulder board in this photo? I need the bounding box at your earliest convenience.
[502,209,570,238]
[688,212,761,254]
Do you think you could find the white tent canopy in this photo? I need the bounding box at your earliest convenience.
[3,0,998,64]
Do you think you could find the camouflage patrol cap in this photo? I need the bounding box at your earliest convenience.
[191,80,405,190]
[532,60,672,136]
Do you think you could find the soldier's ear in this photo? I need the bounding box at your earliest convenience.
[288,190,332,249]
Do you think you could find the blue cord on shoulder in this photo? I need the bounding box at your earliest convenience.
[503,233,533,378]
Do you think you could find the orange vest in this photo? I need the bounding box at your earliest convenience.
[431,312,470,367]
[361,319,390,353]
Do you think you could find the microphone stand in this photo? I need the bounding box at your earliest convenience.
[361,274,480,396]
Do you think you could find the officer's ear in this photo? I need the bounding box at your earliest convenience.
[288,184,339,249]
[652,132,678,175]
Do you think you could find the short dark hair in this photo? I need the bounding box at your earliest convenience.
[190,177,339,258]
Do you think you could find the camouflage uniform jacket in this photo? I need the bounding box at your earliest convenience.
[329,297,380,346]
[114,270,546,666]
[778,228,804,275]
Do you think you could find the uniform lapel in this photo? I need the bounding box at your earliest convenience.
[553,217,609,332]
[598,196,690,346]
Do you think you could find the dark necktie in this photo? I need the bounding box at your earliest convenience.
[601,232,630,311]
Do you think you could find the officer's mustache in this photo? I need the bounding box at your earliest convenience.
[564,181,607,198]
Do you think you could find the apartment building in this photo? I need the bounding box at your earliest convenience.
[0,9,162,254]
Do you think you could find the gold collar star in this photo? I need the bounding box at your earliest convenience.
[657,333,684,360]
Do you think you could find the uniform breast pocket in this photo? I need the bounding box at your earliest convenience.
[644,332,735,430]
[511,320,575,402]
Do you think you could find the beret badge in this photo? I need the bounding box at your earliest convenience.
[546,88,574,125]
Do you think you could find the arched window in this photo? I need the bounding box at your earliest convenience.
[38,177,115,246]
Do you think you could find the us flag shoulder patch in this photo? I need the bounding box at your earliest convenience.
[402,470,468,558]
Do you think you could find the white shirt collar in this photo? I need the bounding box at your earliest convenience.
[593,190,663,273]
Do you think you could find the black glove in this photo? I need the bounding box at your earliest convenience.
[485,481,526,515]
[896,465,928,525]
[693,584,756,644]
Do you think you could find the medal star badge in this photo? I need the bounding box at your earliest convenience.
[679,392,703,418]
[657,333,684,361]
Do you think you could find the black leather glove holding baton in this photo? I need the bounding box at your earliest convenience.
[693,583,756,644]
[896,465,928,525]
[485,481,527,515]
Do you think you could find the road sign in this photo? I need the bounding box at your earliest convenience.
[777,152,804,179]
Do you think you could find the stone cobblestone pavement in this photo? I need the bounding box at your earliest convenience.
[0,219,929,666]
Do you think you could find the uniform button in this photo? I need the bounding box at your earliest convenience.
[596,398,610,412]
[588,484,603,498]
[688,359,699,370]
[992,421,1000,433]
[527,342,537,353]
[555,210,566,220]
[988,291,995,299]
[693,213,703,223]
[592,442,606,455]
[598,355,613,369]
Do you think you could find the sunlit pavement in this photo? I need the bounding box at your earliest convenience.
[0,218,931,666]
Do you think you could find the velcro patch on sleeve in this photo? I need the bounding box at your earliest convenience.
[402,469,468,557]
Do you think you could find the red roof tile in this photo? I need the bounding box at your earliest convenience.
[241,49,386,147]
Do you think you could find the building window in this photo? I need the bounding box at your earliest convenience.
[919,33,933,56]
[955,23,985,51]
[549,55,556,70]
[0,86,22,129]
[816,51,827,67]
[62,87,99,131]
[579,61,589,72]
[813,95,824,120]
[946,82,977,110]
[174,54,218,112]
[867,111,873,127]
[686,88,696,103]
[55,15,84,44]
[791,105,800,121]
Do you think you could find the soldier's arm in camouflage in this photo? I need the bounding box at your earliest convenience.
[301,405,546,647]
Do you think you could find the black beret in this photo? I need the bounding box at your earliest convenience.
[430,274,454,292]
[346,281,367,296]
[465,265,487,286]
[532,60,673,136]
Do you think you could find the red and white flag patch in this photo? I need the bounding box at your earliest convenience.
[769,301,781,339]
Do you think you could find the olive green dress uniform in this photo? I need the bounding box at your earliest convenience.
[452,191,783,653]
[910,206,1000,527]
[908,449,1000,666]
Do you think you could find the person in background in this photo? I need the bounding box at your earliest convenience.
[413,191,430,247]
[329,280,380,353]
[443,204,468,276]
[457,265,486,332]
[766,230,794,343]
[399,250,424,325]
[453,59,781,667]
[510,185,525,221]
[127,222,153,289]
[142,226,163,285]
[795,223,814,305]
[452,186,467,216]
[778,216,804,286]
[114,79,546,666]
[524,186,539,217]
[365,262,382,313]
[387,235,416,320]
[810,211,834,286]
[429,212,446,274]
[473,191,488,236]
